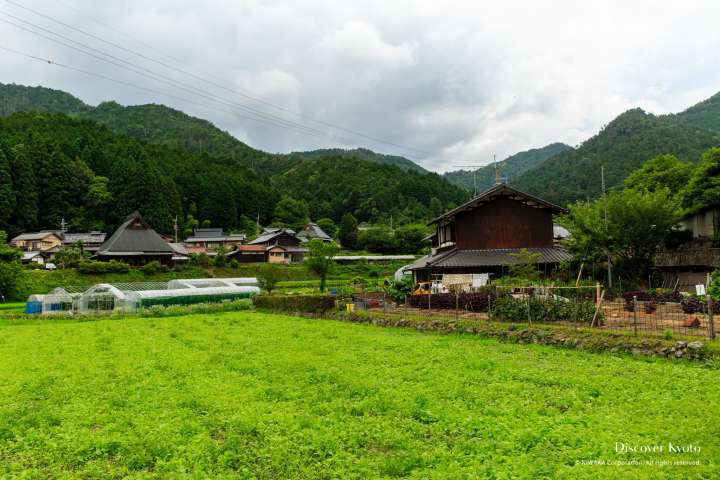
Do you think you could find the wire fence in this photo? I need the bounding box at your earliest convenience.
[350,286,717,341]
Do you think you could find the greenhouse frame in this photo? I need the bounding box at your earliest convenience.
[26,278,260,315]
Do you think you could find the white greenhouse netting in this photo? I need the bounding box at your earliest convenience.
[27,278,260,315]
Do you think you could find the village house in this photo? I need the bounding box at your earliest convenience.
[11,231,63,253]
[655,205,720,291]
[11,230,108,265]
[95,212,175,266]
[404,183,572,287]
[183,228,246,254]
[240,227,308,264]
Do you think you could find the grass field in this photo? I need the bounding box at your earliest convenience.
[0,312,717,478]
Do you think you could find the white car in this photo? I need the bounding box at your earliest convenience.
[44,263,57,270]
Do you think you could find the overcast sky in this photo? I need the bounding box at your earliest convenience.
[2,0,720,172]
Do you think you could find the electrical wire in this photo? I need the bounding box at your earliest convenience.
[3,0,432,157]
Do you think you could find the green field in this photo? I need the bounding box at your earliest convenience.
[0,312,717,478]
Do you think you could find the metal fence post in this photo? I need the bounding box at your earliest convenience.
[633,295,638,336]
[708,297,716,340]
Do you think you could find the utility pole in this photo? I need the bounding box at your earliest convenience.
[173,215,179,243]
[601,165,612,289]
[60,218,67,233]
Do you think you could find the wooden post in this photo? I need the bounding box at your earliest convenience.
[596,282,601,306]
[633,295,638,336]
[708,297,716,340]
[591,290,605,327]
[455,290,460,322]
[575,263,584,287]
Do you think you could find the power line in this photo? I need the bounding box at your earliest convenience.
[0,12,334,139]
[3,0,432,157]
[0,44,339,147]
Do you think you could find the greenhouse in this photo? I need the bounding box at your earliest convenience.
[25,288,79,315]
[26,278,260,315]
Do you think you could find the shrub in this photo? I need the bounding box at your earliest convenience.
[252,295,336,313]
[489,296,599,324]
[141,261,169,275]
[384,277,413,304]
[77,260,130,274]
[258,264,283,293]
[680,297,720,314]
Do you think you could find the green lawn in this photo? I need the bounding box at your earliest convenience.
[0,313,717,478]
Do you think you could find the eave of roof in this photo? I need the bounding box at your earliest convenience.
[404,247,572,270]
[428,183,567,225]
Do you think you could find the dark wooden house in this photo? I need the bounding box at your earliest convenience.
[95,212,174,266]
[246,228,308,263]
[654,204,720,291]
[405,183,572,283]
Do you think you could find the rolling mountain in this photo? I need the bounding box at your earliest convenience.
[443,143,573,192]
[669,91,720,133]
[0,83,468,235]
[0,83,426,174]
[512,108,720,205]
[0,83,269,167]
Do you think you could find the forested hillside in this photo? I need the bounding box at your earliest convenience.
[0,111,466,237]
[0,83,89,116]
[512,109,720,204]
[0,83,270,169]
[274,156,465,224]
[0,112,275,237]
[669,91,720,133]
[443,143,572,192]
[286,148,427,172]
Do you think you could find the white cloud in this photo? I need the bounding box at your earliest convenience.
[1,0,719,171]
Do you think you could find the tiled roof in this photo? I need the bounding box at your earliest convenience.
[297,223,332,241]
[63,232,107,244]
[404,247,572,270]
[248,228,298,245]
[11,232,61,242]
[428,183,567,225]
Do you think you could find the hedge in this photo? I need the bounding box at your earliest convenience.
[252,295,337,313]
[77,260,130,274]
[408,292,495,312]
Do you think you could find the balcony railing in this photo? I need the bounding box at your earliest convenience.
[654,249,720,268]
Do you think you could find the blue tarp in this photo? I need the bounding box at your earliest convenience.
[25,301,42,314]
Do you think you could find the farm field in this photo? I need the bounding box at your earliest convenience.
[0,312,717,478]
